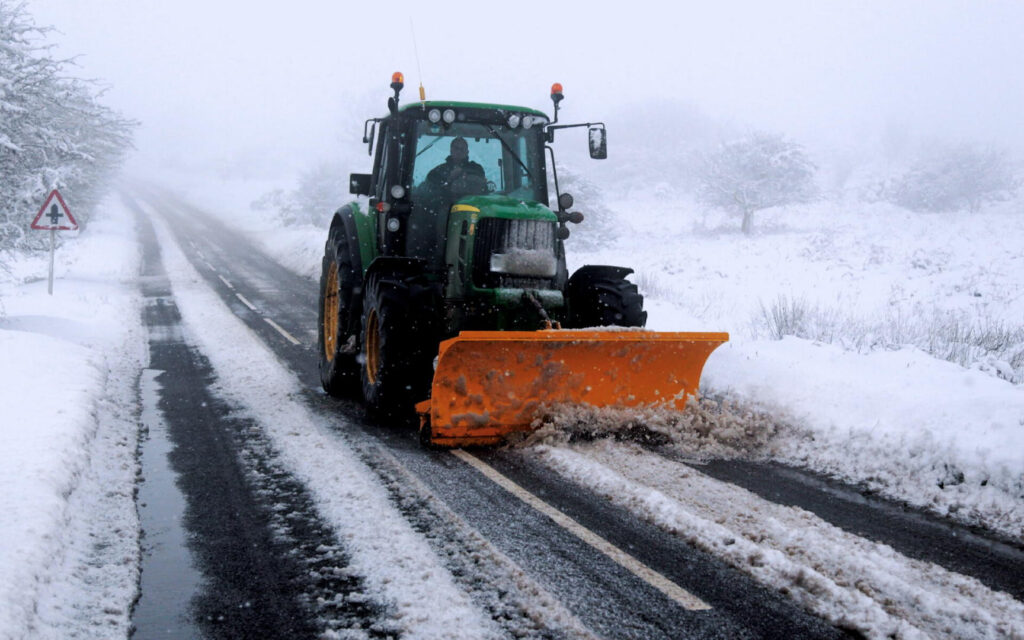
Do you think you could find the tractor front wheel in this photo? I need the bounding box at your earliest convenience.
[567,270,647,328]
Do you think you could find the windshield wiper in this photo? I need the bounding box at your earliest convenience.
[484,125,534,185]
[416,136,444,158]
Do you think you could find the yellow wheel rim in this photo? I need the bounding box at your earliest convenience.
[365,308,380,385]
[322,263,339,362]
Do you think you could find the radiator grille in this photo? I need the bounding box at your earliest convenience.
[472,218,557,289]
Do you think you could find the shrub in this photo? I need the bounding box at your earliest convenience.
[887,143,1019,213]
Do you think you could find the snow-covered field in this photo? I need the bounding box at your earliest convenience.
[176,175,1024,541]
[0,197,145,638]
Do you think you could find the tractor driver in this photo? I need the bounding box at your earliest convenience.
[425,136,486,199]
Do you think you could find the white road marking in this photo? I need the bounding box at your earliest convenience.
[235,293,257,311]
[218,273,298,345]
[264,317,301,345]
[205,261,217,272]
[450,449,712,612]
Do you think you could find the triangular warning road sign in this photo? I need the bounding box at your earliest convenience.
[31,189,78,231]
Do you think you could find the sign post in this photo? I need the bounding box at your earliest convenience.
[30,189,78,295]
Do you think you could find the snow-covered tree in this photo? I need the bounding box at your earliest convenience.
[252,161,349,228]
[698,132,817,234]
[0,1,134,253]
[887,143,1019,213]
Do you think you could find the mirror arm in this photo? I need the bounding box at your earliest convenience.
[545,120,604,142]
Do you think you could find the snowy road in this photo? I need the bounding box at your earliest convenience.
[124,189,1024,639]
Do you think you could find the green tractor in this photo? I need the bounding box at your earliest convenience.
[318,73,726,446]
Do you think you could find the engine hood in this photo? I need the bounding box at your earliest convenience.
[451,195,558,222]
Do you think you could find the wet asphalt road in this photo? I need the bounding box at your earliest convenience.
[126,188,1023,638]
[133,204,386,639]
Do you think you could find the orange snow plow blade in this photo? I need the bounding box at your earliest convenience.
[416,329,729,447]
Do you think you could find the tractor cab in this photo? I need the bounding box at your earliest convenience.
[350,73,607,272]
[354,102,552,267]
[353,101,553,266]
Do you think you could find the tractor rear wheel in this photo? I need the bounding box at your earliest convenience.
[567,272,647,328]
[360,273,437,417]
[318,236,359,396]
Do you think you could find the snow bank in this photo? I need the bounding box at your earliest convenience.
[0,196,145,638]
[705,337,1024,538]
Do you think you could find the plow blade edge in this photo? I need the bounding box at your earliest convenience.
[416,330,729,447]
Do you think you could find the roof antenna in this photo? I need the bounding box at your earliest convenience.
[410,19,426,107]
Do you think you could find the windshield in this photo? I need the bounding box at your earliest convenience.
[411,121,547,203]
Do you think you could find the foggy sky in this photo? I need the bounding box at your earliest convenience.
[26,0,1024,175]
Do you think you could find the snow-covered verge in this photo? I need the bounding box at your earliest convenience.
[0,196,146,639]
[707,338,1024,538]
[143,204,587,639]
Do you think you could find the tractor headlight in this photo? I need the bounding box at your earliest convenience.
[522,115,535,129]
[386,217,401,232]
[427,109,441,123]
[507,114,521,128]
[442,109,456,124]
[390,184,406,199]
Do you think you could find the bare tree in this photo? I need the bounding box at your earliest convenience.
[698,132,817,234]
[887,143,1019,213]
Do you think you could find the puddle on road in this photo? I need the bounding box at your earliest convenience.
[132,368,206,640]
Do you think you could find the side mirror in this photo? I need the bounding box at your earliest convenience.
[362,120,376,156]
[349,173,372,196]
[588,125,607,160]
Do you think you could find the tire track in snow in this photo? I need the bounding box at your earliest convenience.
[132,201,389,638]
[532,441,1024,639]
[144,201,517,639]
[349,441,599,640]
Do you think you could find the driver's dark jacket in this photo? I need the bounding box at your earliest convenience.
[426,156,485,187]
